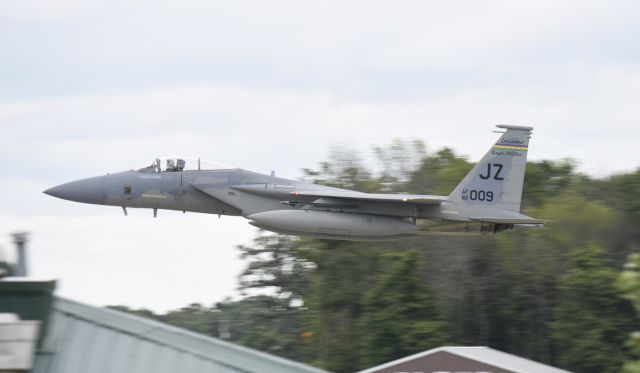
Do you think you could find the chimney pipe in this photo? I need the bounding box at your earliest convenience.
[11,232,29,277]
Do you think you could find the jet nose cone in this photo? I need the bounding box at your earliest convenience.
[44,176,106,205]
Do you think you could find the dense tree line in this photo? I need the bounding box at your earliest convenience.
[111,141,640,373]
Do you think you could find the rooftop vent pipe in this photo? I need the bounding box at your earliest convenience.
[11,232,29,277]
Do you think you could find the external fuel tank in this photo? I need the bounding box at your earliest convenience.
[247,210,418,239]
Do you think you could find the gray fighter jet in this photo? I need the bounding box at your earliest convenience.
[44,125,544,240]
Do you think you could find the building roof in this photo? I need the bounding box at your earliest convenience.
[355,346,572,373]
[32,297,330,373]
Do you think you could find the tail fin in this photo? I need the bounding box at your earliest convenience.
[449,125,532,212]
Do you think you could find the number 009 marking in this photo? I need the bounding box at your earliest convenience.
[468,190,493,201]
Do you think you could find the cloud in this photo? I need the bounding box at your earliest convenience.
[2,0,640,101]
[2,78,638,180]
[0,212,256,312]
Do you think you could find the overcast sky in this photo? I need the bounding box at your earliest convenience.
[1,0,639,312]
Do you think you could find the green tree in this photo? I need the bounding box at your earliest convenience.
[521,159,576,209]
[231,233,316,362]
[237,233,314,303]
[553,245,636,373]
[162,303,218,336]
[360,251,449,367]
[304,240,384,372]
[216,295,308,360]
[106,305,162,320]
[373,138,426,190]
[580,169,640,263]
[107,303,219,338]
[617,253,640,373]
[301,146,378,192]
[405,147,472,195]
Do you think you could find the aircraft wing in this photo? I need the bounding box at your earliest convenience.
[470,217,546,225]
[290,191,449,205]
[190,184,244,213]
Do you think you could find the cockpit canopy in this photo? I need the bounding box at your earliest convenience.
[137,156,235,173]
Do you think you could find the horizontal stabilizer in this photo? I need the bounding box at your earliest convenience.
[291,191,449,205]
[470,217,546,225]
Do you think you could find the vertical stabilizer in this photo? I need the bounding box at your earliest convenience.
[449,125,532,212]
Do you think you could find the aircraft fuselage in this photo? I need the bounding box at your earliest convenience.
[45,126,543,240]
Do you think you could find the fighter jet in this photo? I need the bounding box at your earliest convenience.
[44,125,544,240]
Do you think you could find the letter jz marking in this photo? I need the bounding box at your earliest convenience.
[493,163,504,180]
[479,163,504,180]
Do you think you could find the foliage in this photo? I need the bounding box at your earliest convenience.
[618,253,640,373]
[521,159,576,209]
[215,295,308,359]
[107,303,218,339]
[162,303,218,336]
[301,146,378,192]
[405,147,472,195]
[107,305,163,321]
[360,251,448,367]
[373,138,426,189]
[553,245,636,373]
[237,233,314,303]
[303,240,384,371]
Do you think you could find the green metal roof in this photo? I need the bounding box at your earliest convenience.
[33,297,331,373]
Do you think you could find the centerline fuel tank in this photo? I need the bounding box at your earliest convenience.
[247,210,418,239]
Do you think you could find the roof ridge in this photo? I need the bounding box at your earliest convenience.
[354,345,571,373]
[54,297,330,373]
